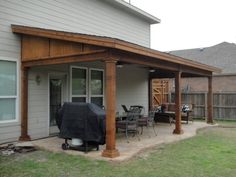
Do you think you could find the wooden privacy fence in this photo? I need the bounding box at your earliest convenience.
[171,92,236,120]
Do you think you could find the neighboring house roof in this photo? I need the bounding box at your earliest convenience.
[103,0,160,24]
[12,25,220,75]
[169,42,236,74]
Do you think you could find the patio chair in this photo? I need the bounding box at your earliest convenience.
[116,107,141,143]
[121,105,130,113]
[138,111,157,136]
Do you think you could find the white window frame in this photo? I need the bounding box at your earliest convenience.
[0,57,19,124]
[89,68,104,106]
[70,66,88,102]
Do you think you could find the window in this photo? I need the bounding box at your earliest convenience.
[89,69,104,107]
[71,67,88,102]
[0,59,18,123]
[70,66,104,107]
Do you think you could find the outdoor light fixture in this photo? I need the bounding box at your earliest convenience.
[116,62,123,68]
[116,64,123,68]
[149,69,155,73]
[35,75,42,85]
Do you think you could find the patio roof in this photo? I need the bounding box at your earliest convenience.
[12,25,221,77]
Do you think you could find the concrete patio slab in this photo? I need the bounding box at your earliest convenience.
[32,122,217,162]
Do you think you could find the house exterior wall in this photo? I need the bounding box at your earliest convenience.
[27,65,70,140]
[28,69,50,139]
[0,0,152,143]
[26,63,149,141]
[0,0,151,57]
[116,65,149,115]
[167,75,236,120]
[169,75,236,92]
[0,123,21,144]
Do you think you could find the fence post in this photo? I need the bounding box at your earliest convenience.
[168,92,172,103]
[207,76,213,124]
[204,92,208,120]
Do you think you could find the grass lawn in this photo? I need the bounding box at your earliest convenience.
[215,120,236,127]
[1,127,236,177]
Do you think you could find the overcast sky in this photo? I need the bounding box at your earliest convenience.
[124,0,236,51]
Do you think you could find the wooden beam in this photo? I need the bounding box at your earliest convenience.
[19,66,31,141]
[115,51,179,72]
[181,65,212,77]
[115,51,214,77]
[120,57,178,71]
[102,60,120,158]
[22,50,107,67]
[173,71,184,134]
[207,76,213,123]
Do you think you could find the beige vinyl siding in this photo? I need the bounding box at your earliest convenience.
[0,0,150,48]
[0,125,20,143]
[116,65,149,115]
[28,70,49,139]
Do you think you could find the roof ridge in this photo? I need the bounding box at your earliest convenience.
[169,41,236,53]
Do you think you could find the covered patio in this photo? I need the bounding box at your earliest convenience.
[12,25,220,158]
[31,122,216,161]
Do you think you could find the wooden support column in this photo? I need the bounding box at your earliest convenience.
[102,60,120,158]
[173,71,184,134]
[207,76,213,124]
[149,78,153,110]
[19,66,31,141]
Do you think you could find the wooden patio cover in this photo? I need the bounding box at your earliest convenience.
[12,25,220,158]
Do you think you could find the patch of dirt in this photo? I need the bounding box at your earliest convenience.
[0,143,37,156]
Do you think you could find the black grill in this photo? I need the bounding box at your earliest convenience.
[56,102,106,152]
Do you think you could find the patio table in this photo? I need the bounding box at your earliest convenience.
[154,111,175,125]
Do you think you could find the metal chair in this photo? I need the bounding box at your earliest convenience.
[116,107,141,142]
[138,111,157,136]
[121,105,130,113]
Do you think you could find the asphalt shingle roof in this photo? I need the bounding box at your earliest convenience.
[169,42,236,74]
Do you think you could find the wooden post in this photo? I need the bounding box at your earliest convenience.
[207,76,213,124]
[19,66,31,141]
[149,78,153,110]
[173,71,184,134]
[102,60,120,158]
[204,92,208,120]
